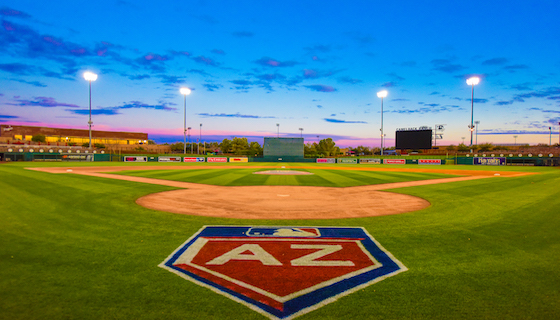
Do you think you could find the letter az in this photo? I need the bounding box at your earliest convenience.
[206,243,354,267]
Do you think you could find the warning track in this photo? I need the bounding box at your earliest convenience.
[29,166,533,220]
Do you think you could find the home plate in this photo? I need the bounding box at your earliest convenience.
[277,194,290,197]
[66,169,73,172]
[494,173,500,176]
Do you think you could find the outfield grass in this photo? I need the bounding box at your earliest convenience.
[1,162,559,319]
[111,167,458,187]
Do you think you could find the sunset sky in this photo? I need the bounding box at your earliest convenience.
[1,0,559,147]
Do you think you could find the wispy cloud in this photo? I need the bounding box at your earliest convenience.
[192,55,219,66]
[253,57,299,68]
[202,83,223,92]
[198,112,275,119]
[8,97,81,108]
[304,85,336,92]
[382,82,396,88]
[337,76,362,84]
[211,49,225,55]
[324,118,367,124]
[9,78,47,87]
[482,57,508,65]
[513,86,560,102]
[390,105,463,114]
[65,101,176,116]
[0,114,19,119]
[0,6,31,19]
[431,59,466,73]
[232,31,254,38]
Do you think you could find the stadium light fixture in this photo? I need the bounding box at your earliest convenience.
[199,123,202,155]
[188,127,192,154]
[276,123,280,138]
[180,87,191,154]
[474,120,480,145]
[466,77,480,146]
[299,128,303,138]
[376,90,388,155]
[83,71,98,155]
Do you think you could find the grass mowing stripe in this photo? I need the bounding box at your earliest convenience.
[1,163,559,320]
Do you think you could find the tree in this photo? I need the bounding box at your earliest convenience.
[170,142,184,152]
[457,143,470,152]
[304,142,318,157]
[94,143,105,149]
[446,145,456,151]
[219,139,232,154]
[353,145,371,155]
[231,137,250,155]
[147,140,156,145]
[249,141,263,156]
[317,138,339,156]
[31,134,46,143]
[478,143,494,152]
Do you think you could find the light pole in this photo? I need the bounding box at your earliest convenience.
[549,127,552,146]
[474,120,480,145]
[199,123,202,155]
[514,135,518,145]
[188,127,192,154]
[461,137,466,144]
[179,87,191,154]
[83,71,98,153]
[276,123,279,138]
[299,128,303,138]
[377,90,388,155]
[466,77,480,146]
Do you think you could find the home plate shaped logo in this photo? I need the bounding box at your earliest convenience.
[160,226,407,319]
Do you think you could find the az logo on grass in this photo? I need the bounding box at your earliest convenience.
[160,226,407,319]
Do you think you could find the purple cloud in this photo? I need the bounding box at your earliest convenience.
[382,82,396,88]
[0,7,31,18]
[9,97,80,108]
[192,55,219,66]
[116,101,175,111]
[337,76,362,84]
[305,85,336,92]
[211,49,225,55]
[253,57,299,68]
[482,57,508,65]
[324,118,367,124]
[431,59,466,73]
[198,112,275,119]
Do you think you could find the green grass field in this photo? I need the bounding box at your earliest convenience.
[1,162,559,319]
[111,167,458,187]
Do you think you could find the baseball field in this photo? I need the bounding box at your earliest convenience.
[1,161,559,319]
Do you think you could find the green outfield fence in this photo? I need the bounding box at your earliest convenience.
[1,152,559,166]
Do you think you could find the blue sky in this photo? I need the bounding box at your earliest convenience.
[1,0,559,147]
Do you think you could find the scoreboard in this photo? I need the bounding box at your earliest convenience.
[395,128,432,149]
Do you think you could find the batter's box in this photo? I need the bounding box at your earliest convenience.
[160,226,407,319]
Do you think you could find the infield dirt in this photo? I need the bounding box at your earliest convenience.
[30,165,532,219]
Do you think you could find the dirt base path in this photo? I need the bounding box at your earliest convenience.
[29,165,532,219]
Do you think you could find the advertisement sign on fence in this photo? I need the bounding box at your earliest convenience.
[183,157,206,162]
[419,159,441,165]
[158,156,182,162]
[359,158,381,164]
[62,154,91,161]
[317,158,336,163]
[229,157,249,163]
[474,157,506,166]
[124,156,147,162]
[383,159,406,165]
[338,158,358,164]
[207,157,228,163]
